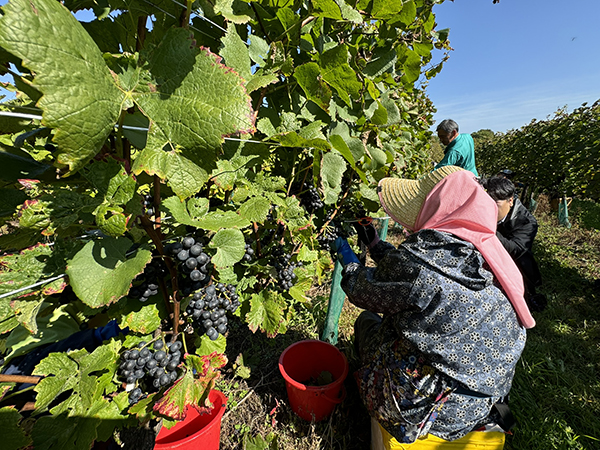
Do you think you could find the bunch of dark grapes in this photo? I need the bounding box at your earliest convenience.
[142,194,154,217]
[242,243,255,262]
[185,283,240,340]
[299,183,324,213]
[128,258,168,302]
[164,236,211,297]
[117,339,183,405]
[273,249,302,291]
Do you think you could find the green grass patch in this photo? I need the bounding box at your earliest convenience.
[506,208,600,450]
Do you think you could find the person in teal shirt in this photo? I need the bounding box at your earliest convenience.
[434,119,479,177]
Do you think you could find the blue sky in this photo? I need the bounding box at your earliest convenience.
[425,0,600,134]
[1,0,599,135]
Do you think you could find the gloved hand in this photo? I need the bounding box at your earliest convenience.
[352,220,380,249]
[333,237,360,266]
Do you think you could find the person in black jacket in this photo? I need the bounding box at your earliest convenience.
[483,176,547,312]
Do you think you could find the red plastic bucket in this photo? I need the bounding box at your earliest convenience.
[278,339,349,422]
[154,390,227,450]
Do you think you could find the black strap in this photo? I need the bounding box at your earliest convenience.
[491,398,517,432]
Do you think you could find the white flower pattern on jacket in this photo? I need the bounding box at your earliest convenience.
[342,229,527,442]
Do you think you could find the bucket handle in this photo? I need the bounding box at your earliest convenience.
[321,384,347,404]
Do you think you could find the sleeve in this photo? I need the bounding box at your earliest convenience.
[497,217,538,258]
[340,251,420,315]
[368,240,396,264]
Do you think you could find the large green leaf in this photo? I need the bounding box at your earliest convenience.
[0,0,125,174]
[197,211,251,231]
[4,304,80,363]
[401,48,422,84]
[319,46,361,106]
[132,145,208,199]
[209,228,245,267]
[220,23,252,82]
[239,196,271,223]
[246,291,285,337]
[83,158,136,206]
[321,152,346,205]
[0,407,32,450]
[121,303,162,334]
[33,341,121,415]
[271,131,331,151]
[134,28,255,170]
[65,237,152,308]
[294,63,332,112]
[311,0,342,19]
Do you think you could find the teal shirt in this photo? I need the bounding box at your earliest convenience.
[435,133,479,177]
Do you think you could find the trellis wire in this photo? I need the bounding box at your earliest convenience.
[0,110,269,145]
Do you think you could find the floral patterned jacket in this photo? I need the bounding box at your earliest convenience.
[341,229,527,442]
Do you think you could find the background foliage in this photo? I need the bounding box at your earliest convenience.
[475,100,600,200]
[0,0,449,447]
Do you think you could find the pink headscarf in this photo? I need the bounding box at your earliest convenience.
[415,170,535,329]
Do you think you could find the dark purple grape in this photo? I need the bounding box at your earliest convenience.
[182,237,195,248]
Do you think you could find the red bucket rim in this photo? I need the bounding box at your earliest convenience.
[278,339,349,391]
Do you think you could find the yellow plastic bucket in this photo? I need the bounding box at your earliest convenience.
[372,419,505,450]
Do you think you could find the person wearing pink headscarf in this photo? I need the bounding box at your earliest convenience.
[334,166,532,444]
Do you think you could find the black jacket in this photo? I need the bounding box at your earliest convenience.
[496,197,542,292]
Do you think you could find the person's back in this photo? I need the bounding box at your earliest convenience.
[435,119,478,177]
[483,176,546,311]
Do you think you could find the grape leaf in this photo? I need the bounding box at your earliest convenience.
[65,237,152,308]
[162,196,202,227]
[271,131,331,151]
[134,28,255,170]
[220,23,252,82]
[10,297,44,334]
[33,353,79,411]
[0,407,32,450]
[132,144,208,199]
[0,300,19,335]
[0,244,62,300]
[245,74,279,94]
[153,353,226,420]
[311,0,343,19]
[239,196,271,223]
[0,0,126,174]
[319,46,361,106]
[294,63,332,112]
[4,304,80,364]
[83,158,136,206]
[288,268,312,303]
[246,291,285,337]
[121,303,161,334]
[33,341,120,413]
[197,211,251,231]
[94,204,129,237]
[321,152,346,205]
[195,333,227,356]
[31,413,99,450]
[209,228,245,267]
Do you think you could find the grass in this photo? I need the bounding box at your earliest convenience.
[216,195,600,450]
